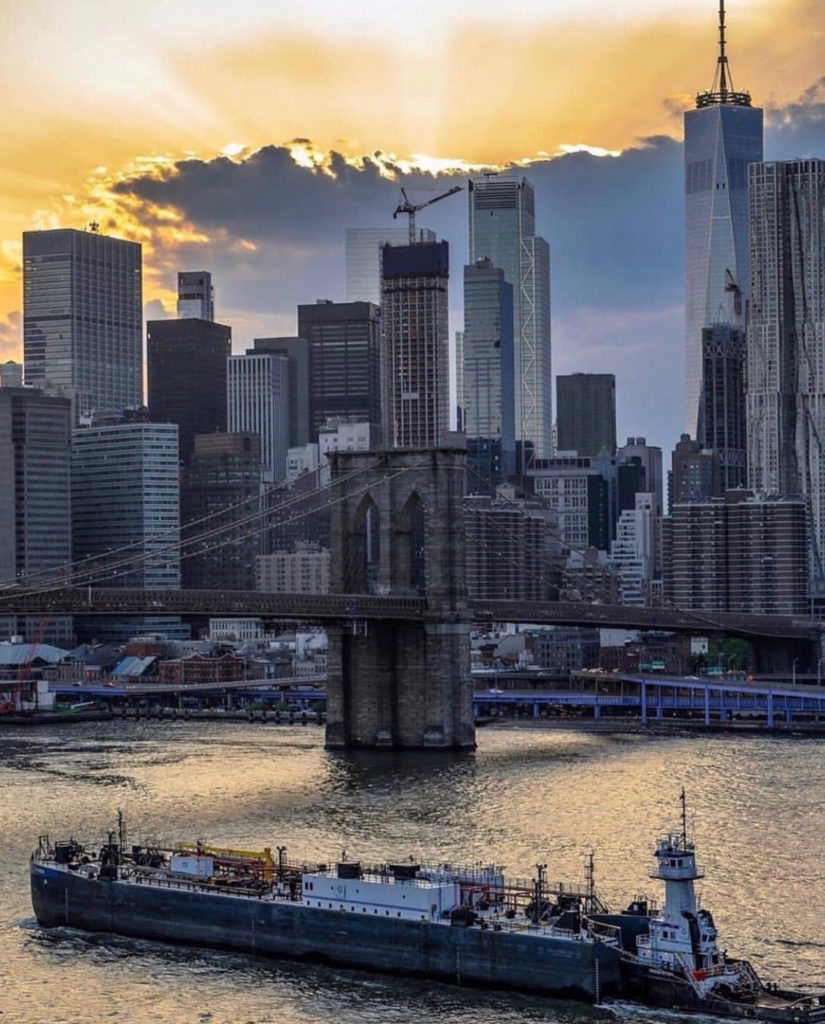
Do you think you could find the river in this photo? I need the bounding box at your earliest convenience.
[2,720,823,1023]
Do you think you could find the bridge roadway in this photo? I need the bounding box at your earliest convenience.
[0,588,819,640]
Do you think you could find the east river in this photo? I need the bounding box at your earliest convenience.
[2,720,824,1024]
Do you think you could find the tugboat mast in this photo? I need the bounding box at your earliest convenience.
[680,787,688,846]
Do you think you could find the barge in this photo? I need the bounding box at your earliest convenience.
[30,831,620,1002]
[29,797,825,1019]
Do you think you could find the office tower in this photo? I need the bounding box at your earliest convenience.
[181,432,262,590]
[71,419,181,589]
[227,352,290,484]
[463,258,515,491]
[468,174,552,465]
[253,337,310,448]
[698,324,746,490]
[381,242,450,448]
[0,361,23,387]
[147,318,231,464]
[556,373,616,458]
[747,159,825,578]
[0,388,72,583]
[670,433,721,507]
[296,300,381,441]
[345,227,436,305]
[684,3,762,436]
[23,227,142,419]
[618,437,664,516]
[0,388,73,646]
[177,271,214,320]
[662,493,807,614]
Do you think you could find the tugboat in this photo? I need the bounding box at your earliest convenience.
[617,791,825,1020]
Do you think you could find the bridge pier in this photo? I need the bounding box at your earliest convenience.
[326,620,473,749]
[324,445,474,751]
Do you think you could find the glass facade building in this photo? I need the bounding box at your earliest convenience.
[747,159,825,579]
[297,300,381,442]
[23,228,142,420]
[462,258,515,490]
[71,421,181,589]
[468,175,552,465]
[227,352,290,484]
[684,53,762,437]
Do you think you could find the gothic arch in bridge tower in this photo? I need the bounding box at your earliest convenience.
[392,490,426,595]
[345,494,381,594]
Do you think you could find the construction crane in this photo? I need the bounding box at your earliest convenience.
[393,185,462,245]
[724,268,742,320]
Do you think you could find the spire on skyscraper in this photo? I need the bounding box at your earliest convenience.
[696,0,751,108]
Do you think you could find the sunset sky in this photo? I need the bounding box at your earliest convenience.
[3,0,824,447]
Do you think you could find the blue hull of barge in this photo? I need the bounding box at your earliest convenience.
[30,864,620,1001]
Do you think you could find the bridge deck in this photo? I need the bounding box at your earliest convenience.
[0,588,818,639]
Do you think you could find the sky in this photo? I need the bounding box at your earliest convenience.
[2,0,825,451]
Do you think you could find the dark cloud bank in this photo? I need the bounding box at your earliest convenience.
[111,89,825,450]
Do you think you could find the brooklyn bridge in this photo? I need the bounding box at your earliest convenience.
[0,445,820,749]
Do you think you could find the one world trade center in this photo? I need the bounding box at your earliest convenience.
[684,1,762,438]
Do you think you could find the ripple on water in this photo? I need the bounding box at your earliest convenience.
[2,721,824,1023]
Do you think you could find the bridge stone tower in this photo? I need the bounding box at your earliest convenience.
[325,443,474,750]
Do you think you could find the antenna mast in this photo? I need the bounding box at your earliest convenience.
[680,787,688,846]
[717,0,728,100]
[695,0,751,108]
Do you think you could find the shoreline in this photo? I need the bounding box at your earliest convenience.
[4,709,825,738]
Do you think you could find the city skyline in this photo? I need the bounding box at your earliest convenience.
[1,2,824,452]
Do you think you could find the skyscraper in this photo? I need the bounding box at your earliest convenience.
[296,300,382,441]
[462,258,515,490]
[555,373,616,458]
[381,241,450,448]
[147,318,231,465]
[227,352,290,484]
[181,432,262,590]
[252,337,310,449]
[747,159,825,578]
[71,419,181,589]
[698,323,746,491]
[0,388,73,646]
[177,271,214,320]
[23,227,142,419]
[684,2,762,436]
[468,174,552,465]
[346,228,436,305]
[0,388,72,583]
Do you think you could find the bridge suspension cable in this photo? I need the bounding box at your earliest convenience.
[0,457,436,601]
